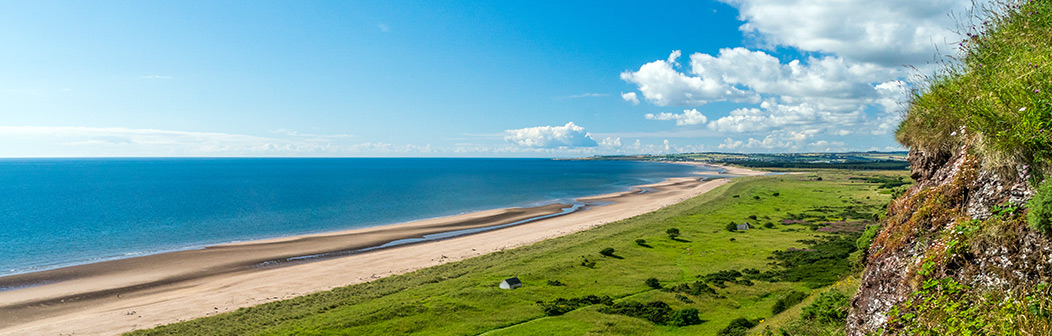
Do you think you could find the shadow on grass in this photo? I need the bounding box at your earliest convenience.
[636,243,653,248]
[671,238,692,243]
[602,254,625,259]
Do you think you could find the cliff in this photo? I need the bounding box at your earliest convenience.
[847,0,1052,334]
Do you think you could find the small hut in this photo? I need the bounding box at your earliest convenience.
[499,277,522,289]
[736,223,751,231]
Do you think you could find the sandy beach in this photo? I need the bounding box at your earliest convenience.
[0,164,763,336]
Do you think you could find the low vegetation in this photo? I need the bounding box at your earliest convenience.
[129,171,902,335]
[896,0,1052,177]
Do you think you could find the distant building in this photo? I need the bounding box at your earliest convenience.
[736,223,751,231]
[500,277,522,289]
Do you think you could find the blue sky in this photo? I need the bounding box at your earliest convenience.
[0,0,976,157]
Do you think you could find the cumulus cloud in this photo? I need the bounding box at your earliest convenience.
[718,135,793,151]
[723,0,969,67]
[621,92,639,105]
[599,136,622,147]
[503,122,598,148]
[621,1,976,152]
[645,109,708,126]
[620,51,756,106]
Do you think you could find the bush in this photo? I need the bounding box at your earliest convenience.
[580,257,596,268]
[599,300,689,325]
[599,247,615,257]
[726,222,738,232]
[801,291,849,324]
[635,239,647,246]
[537,295,611,316]
[754,195,761,200]
[669,308,702,326]
[1029,180,1052,234]
[772,290,808,315]
[749,215,758,220]
[674,294,693,304]
[666,228,680,239]
[718,317,757,336]
[763,222,775,229]
[773,192,780,196]
[856,225,881,251]
[547,280,564,286]
[645,277,662,289]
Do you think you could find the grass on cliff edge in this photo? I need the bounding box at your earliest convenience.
[897,0,1052,176]
[128,171,903,336]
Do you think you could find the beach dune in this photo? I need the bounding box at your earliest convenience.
[0,165,762,336]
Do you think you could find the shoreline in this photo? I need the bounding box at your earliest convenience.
[0,164,764,335]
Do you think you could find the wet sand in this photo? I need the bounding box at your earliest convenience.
[0,164,763,335]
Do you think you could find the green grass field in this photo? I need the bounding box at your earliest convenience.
[129,171,906,336]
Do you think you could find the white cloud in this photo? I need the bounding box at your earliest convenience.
[140,75,171,79]
[723,0,970,67]
[620,1,976,152]
[566,93,609,98]
[599,137,622,147]
[645,108,708,126]
[620,50,756,106]
[0,126,425,157]
[621,92,640,105]
[503,122,598,148]
[377,23,390,32]
[718,135,794,151]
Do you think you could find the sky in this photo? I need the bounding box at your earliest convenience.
[0,0,981,157]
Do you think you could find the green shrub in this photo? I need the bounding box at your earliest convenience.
[645,277,662,289]
[666,228,680,239]
[856,225,881,251]
[718,317,757,336]
[599,247,615,257]
[1029,180,1052,233]
[537,295,611,316]
[669,308,702,326]
[801,291,849,324]
[772,290,808,315]
[763,222,774,229]
[580,257,596,268]
[635,239,647,246]
[726,222,738,232]
[598,300,672,324]
[547,280,564,286]
[674,294,693,304]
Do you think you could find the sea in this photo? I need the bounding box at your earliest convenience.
[0,158,713,277]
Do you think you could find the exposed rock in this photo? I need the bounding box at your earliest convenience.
[846,144,1047,335]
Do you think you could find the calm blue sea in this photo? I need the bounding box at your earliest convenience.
[0,158,709,276]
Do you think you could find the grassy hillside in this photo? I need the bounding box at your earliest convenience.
[129,171,905,336]
[897,0,1051,175]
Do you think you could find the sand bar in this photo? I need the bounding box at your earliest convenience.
[0,164,763,335]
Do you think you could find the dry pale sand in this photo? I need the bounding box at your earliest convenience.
[0,164,763,336]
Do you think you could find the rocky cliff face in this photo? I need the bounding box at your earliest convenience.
[847,145,1048,335]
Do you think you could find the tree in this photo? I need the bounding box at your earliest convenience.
[599,247,616,257]
[635,239,647,246]
[726,222,738,232]
[666,228,680,239]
